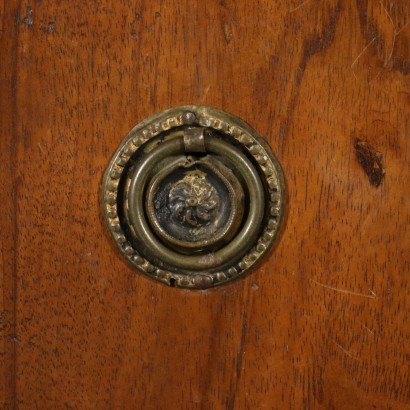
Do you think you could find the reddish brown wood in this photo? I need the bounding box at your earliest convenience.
[1,0,409,408]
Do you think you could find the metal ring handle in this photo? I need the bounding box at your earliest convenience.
[102,105,285,288]
[126,135,265,270]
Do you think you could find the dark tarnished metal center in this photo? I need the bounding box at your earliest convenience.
[167,170,220,227]
[102,106,285,289]
[146,154,244,252]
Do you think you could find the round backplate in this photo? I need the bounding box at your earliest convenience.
[101,105,285,289]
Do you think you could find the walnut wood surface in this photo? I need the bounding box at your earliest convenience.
[1,0,409,409]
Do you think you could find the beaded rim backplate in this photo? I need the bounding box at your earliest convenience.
[101,105,285,289]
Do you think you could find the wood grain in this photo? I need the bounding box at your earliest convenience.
[1,0,409,408]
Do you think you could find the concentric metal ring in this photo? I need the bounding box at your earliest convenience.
[126,136,264,271]
[101,105,285,289]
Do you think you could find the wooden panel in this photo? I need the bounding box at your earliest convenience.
[1,0,409,408]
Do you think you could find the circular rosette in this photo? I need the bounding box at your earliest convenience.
[146,156,244,252]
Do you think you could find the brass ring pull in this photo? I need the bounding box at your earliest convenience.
[126,135,265,270]
[102,106,285,289]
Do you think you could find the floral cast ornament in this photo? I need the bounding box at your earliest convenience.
[168,170,220,227]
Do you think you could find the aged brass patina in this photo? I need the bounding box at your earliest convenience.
[102,106,285,289]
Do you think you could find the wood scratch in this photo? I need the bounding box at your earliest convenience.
[289,0,311,13]
[37,143,45,154]
[362,324,375,335]
[373,69,383,81]
[395,23,409,36]
[335,341,361,361]
[386,22,408,64]
[380,1,395,30]
[379,2,408,65]
[311,278,377,299]
[201,85,211,102]
[351,37,376,75]
[386,35,396,65]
